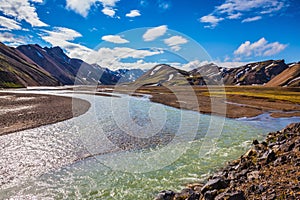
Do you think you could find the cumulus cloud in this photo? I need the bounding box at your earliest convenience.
[0,16,22,30]
[41,27,82,43]
[200,0,287,28]
[0,32,26,47]
[40,27,94,60]
[125,10,141,17]
[101,35,129,43]
[39,26,164,70]
[101,7,116,17]
[164,36,188,51]
[242,16,262,23]
[143,25,167,41]
[29,0,43,3]
[216,0,285,15]
[66,0,119,17]
[228,12,242,19]
[234,37,287,58]
[80,47,164,70]
[0,0,48,27]
[199,15,224,28]
[214,61,247,68]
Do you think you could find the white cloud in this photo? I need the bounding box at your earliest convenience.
[65,0,119,17]
[66,0,95,17]
[41,27,82,43]
[242,16,262,23]
[0,16,22,30]
[0,0,48,27]
[179,60,208,71]
[200,15,224,28]
[101,7,116,17]
[177,59,248,70]
[39,27,164,70]
[85,47,164,70]
[101,35,129,43]
[164,36,188,51]
[234,37,287,58]
[143,25,167,41]
[126,10,141,17]
[214,61,247,68]
[40,27,94,60]
[29,0,43,3]
[200,0,288,27]
[216,0,285,14]
[0,32,26,47]
[228,12,242,19]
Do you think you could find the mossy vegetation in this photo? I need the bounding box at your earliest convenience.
[203,86,300,104]
[1,82,24,88]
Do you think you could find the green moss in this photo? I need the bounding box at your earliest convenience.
[206,90,300,104]
[1,82,24,88]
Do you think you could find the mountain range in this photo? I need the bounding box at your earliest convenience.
[0,42,144,88]
[133,61,300,87]
[0,42,299,88]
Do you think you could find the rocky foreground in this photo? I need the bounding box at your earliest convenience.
[156,123,300,200]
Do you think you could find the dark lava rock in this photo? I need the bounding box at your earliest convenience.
[174,188,195,200]
[201,178,229,194]
[155,190,175,200]
[286,142,295,152]
[253,139,259,145]
[214,191,246,200]
[186,192,200,200]
[228,191,246,200]
[203,189,218,200]
[262,149,276,163]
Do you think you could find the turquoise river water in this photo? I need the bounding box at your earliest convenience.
[0,89,299,199]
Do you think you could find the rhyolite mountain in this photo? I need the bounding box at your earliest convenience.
[132,64,190,86]
[221,60,289,85]
[17,44,114,85]
[16,44,144,86]
[133,60,299,87]
[188,63,223,85]
[266,62,300,87]
[0,42,299,88]
[0,42,59,88]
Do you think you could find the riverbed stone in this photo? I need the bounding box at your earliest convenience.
[155,190,175,200]
[203,189,218,200]
[200,178,229,194]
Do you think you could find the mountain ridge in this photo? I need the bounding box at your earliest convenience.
[0,43,299,88]
[133,60,299,87]
[0,42,60,88]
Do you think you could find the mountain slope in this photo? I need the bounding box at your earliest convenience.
[133,64,190,86]
[265,63,300,87]
[17,45,120,85]
[221,60,288,85]
[17,44,84,85]
[0,43,60,88]
[113,68,145,83]
[188,63,223,85]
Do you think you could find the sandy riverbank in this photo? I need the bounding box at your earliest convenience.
[0,92,90,135]
[102,85,300,119]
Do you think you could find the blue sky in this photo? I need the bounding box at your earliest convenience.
[0,0,299,70]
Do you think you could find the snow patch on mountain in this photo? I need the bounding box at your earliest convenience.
[167,74,174,81]
[150,65,163,76]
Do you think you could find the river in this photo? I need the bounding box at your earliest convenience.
[0,89,299,199]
